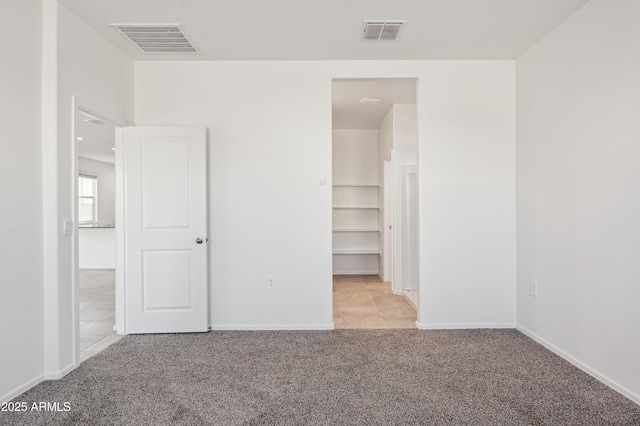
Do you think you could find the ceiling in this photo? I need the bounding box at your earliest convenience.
[76,112,116,164]
[333,79,416,129]
[58,0,590,61]
[60,0,590,131]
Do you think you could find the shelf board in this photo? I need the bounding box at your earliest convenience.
[332,184,381,188]
[333,249,381,255]
[333,228,381,233]
[332,205,381,210]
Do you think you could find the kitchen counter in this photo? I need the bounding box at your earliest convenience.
[79,226,116,269]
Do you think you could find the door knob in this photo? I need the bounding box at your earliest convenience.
[196,238,203,244]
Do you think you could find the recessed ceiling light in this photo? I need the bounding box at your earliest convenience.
[77,137,84,141]
[360,98,384,105]
[111,147,116,151]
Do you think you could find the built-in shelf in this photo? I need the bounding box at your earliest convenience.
[332,184,382,274]
[332,249,381,255]
[332,205,381,210]
[333,227,381,233]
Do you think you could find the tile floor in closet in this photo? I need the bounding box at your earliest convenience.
[333,275,417,328]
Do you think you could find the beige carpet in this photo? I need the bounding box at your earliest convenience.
[2,329,639,425]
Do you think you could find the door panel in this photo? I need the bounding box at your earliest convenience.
[141,139,192,228]
[123,127,208,334]
[142,250,193,310]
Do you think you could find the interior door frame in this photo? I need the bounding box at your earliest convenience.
[71,96,128,367]
[402,164,419,292]
[114,128,125,335]
[383,159,394,283]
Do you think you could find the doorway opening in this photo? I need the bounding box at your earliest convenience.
[72,101,124,364]
[331,78,419,328]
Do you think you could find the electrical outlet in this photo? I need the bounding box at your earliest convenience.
[529,280,538,297]
[266,275,276,291]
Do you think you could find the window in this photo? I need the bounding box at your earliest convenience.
[78,174,98,224]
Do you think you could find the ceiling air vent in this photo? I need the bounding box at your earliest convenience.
[361,20,407,42]
[110,24,200,54]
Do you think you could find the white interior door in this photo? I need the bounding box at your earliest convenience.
[121,126,208,333]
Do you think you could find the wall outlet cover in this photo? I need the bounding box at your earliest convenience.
[266,274,276,291]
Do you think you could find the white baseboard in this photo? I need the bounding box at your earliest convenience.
[401,291,419,311]
[332,270,379,275]
[209,323,335,331]
[517,325,640,406]
[1,374,44,404]
[416,322,515,329]
[43,362,75,380]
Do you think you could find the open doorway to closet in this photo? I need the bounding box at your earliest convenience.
[331,78,419,329]
[74,105,122,362]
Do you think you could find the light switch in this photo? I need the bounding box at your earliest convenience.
[63,218,73,236]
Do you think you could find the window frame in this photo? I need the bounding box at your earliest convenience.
[78,173,98,225]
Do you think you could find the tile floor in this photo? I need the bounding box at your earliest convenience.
[79,269,122,362]
[333,275,417,328]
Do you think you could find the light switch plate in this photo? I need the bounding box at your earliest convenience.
[63,218,73,236]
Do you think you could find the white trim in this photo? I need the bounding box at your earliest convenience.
[209,323,335,331]
[332,270,379,275]
[517,325,640,405]
[402,291,418,311]
[43,362,75,381]
[0,374,44,404]
[114,128,126,335]
[416,322,515,329]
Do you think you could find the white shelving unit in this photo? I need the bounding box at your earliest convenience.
[332,185,382,275]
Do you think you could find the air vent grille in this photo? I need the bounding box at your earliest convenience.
[110,24,200,54]
[362,21,407,42]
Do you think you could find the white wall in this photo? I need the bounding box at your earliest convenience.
[516,0,640,403]
[377,104,417,180]
[78,157,116,226]
[41,1,134,377]
[378,107,394,181]
[135,60,516,329]
[0,0,44,403]
[418,64,516,327]
[332,130,378,185]
[393,104,418,155]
